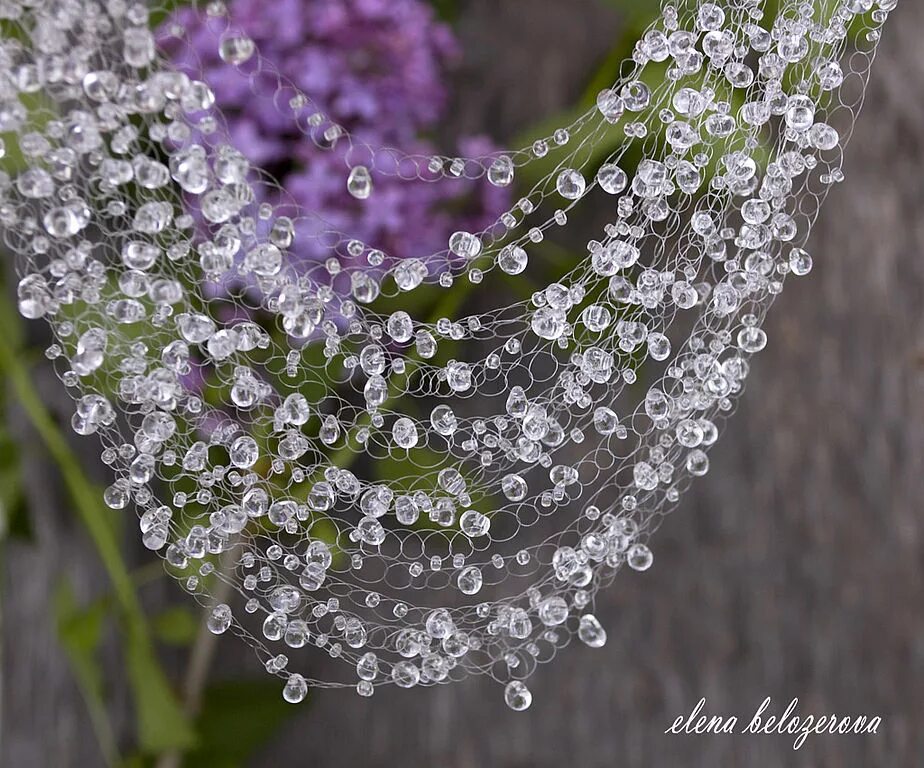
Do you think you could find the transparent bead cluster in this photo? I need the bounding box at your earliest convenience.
[1,0,895,710]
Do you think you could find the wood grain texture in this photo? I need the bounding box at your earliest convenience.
[3,1,922,766]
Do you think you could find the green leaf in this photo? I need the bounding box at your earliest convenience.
[124,625,197,753]
[513,60,677,191]
[54,582,120,766]
[56,587,107,651]
[426,0,458,22]
[185,680,302,768]
[0,92,55,176]
[152,606,200,646]
[148,0,187,27]
[116,755,150,768]
[371,444,455,491]
[599,0,662,26]
[0,482,30,540]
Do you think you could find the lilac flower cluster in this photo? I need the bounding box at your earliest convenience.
[160,0,509,267]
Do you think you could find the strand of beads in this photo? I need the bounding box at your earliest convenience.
[3,0,894,711]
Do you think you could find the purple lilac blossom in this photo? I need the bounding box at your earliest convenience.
[159,0,509,268]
